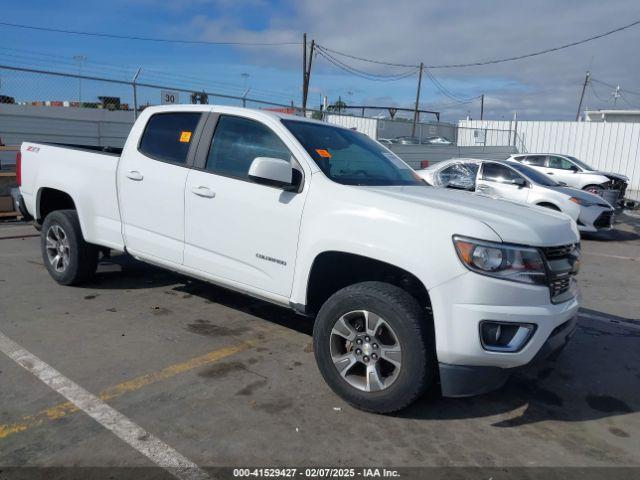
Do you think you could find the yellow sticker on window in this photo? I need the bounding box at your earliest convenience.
[179,131,192,143]
[315,148,331,158]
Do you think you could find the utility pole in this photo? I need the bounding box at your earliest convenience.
[612,85,621,106]
[411,62,424,137]
[302,33,307,114]
[302,36,315,115]
[576,71,590,121]
[480,94,485,120]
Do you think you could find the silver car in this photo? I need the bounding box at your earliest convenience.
[417,158,615,233]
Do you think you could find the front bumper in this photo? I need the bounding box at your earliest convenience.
[428,269,580,397]
[439,315,577,397]
[577,206,614,232]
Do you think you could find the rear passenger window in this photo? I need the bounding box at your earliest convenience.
[522,155,546,166]
[139,113,201,164]
[205,115,291,180]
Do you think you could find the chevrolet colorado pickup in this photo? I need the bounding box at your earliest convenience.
[17,105,581,413]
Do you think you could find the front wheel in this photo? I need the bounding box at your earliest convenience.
[41,210,99,285]
[313,282,435,413]
[583,184,603,195]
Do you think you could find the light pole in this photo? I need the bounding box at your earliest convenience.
[73,55,87,105]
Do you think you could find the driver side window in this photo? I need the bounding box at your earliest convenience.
[547,156,575,170]
[481,163,524,184]
[206,115,291,180]
[438,163,478,189]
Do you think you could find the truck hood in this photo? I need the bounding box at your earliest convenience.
[362,185,579,247]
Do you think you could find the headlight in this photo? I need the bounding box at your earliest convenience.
[453,236,547,285]
[569,197,594,207]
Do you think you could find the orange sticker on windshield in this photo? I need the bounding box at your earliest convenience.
[179,131,192,143]
[315,149,331,158]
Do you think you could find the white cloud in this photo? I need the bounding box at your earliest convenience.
[185,0,640,119]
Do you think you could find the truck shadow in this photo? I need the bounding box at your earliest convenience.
[87,253,638,427]
[398,312,640,427]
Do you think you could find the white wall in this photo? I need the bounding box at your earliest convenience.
[459,119,640,200]
[325,114,378,139]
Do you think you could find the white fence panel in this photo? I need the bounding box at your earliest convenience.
[325,114,378,139]
[459,119,640,200]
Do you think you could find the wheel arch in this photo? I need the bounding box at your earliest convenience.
[303,251,431,316]
[36,187,77,223]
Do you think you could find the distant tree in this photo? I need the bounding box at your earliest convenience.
[327,97,347,114]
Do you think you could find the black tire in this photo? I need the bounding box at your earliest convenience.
[313,281,435,413]
[41,210,99,286]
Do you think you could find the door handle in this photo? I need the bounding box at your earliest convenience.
[547,172,554,175]
[126,170,144,181]
[191,186,216,198]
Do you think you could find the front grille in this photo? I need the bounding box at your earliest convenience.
[540,243,580,303]
[594,210,614,229]
[549,273,572,298]
[542,244,575,259]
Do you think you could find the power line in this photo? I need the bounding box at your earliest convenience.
[424,68,480,103]
[318,18,640,69]
[315,46,419,82]
[591,77,640,97]
[0,21,301,46]
[588,82,613,103]
[0,47,296,101]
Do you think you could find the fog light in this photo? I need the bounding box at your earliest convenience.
[480,321,536,352]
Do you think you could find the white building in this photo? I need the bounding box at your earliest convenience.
[584,109,640,123]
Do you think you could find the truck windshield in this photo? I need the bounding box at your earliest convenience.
[282,120,423,186]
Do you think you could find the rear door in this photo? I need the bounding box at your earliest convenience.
[545,155,579,186]
[476,162,530,203]
[183,113,308,297]
[117,111,206,265]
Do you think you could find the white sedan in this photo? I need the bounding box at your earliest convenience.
[417,158,615,233]
[506,153,629,206]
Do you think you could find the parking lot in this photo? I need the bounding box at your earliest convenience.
[1,215,639,477]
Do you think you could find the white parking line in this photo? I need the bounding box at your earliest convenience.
[0,331,209,480]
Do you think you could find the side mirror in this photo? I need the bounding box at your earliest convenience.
[248,157,299,191]
[511,177,527,187]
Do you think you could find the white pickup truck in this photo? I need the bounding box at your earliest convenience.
[17,105,581,413]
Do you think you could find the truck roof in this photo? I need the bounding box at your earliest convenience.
[140,104,331,127]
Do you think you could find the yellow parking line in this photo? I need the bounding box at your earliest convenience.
[0,340,254,440]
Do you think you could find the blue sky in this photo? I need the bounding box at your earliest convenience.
[1,0,639,120]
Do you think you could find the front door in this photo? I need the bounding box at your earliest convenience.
[183,114,307,297]
[476,162,530,203]
[545,155,579,186]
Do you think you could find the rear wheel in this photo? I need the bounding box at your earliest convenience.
[41,210,99,285]
[313,281,435,413]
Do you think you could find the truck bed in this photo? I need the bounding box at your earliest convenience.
[19,141,126,250]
